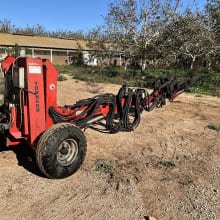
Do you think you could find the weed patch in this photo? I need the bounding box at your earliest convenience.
[58,74,67,81]
[206,124,220,132]
[95,160,113,174]
[158,161,176,168]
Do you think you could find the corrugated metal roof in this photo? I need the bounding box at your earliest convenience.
[0,33,90,50]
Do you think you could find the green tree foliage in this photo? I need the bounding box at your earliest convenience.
[104,0,181,71]
[162,11,215,69]
[206,0,220,42]
[205,0,220,68]
[71,45,84,66]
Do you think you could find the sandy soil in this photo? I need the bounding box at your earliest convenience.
[0,75,219,220]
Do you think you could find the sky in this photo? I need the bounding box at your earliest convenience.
[0,0,207,32]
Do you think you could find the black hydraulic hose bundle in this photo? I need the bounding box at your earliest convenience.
[49,75,198,133]
[106,85,141,133]
[49,93,116,125]
[49,86,142,133]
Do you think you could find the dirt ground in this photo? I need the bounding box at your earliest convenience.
[0,76,219,220]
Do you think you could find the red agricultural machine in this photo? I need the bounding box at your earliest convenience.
[0,55,197,179]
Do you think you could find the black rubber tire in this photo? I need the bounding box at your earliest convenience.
[36,123,87,179]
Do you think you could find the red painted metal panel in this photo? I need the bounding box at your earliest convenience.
[42,60,59,128]
[7,106,23,146]
[9,106,22,138]
[1,55,15,74]
[25,58,46,144]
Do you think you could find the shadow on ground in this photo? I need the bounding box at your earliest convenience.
[0,143,44,178]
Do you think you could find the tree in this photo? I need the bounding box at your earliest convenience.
[162,11,216,70]
[71,45,84,66]
[0,19,88,40]
[104,0,181,71]
[0,19,14,33]
[205,0,220,68]
[87,26,116,66]
[206,0,220,43]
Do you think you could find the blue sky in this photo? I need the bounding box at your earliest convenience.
[0,0,207,32]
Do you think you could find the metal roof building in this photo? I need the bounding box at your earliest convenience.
[0,33,90,50]
[0,33,122,66]
[0,33,92,64]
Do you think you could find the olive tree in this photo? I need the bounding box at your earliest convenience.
[162,11,216,70]
[205,0,220,67]
[104,0,181,71]
[206,0,220,42]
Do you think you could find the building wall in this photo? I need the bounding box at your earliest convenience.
[26,49,69,64]
[102,56,122,66]
[53,55,68,65]
[0,45,122,66]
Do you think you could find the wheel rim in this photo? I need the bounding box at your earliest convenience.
[57,139,79,166]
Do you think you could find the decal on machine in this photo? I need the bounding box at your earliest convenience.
[29,65,41,74]
[34,81,40,112]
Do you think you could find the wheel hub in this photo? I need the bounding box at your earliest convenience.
[57,139,79,166]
